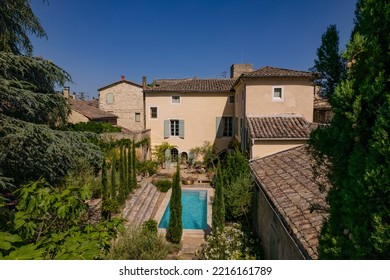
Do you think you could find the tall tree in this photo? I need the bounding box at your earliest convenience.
[131,140,136,188]
[0,0,47,55]
[110,150,117,200]
[0,1,102,189]
[212,160,225,232]
[310,0,390,259]
[167,164,182,244]
[313,24,344,98]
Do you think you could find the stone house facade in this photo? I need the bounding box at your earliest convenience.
[98,76,144,131]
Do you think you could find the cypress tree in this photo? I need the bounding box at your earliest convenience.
[311,0,390,259]
[110,149,117,200]
[212,160,225,232]
[167,164,182,244]
[313,24,344,98]
[101,157,110,219]
[127,140,132,193]
[118,142,125,203]
[132,140,137,188]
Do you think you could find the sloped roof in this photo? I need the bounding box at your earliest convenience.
[98,79,142,91]
[314,97,332,110]
[247,115,311,139]
[242,66,315,79]
[249,145,330,259]
[68,98,118,120]
[144,78,236,93]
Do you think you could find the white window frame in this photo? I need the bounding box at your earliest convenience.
[171,95,181,104]
[150,106,158,119]
[170,119,180,136]
[272,86,284,102]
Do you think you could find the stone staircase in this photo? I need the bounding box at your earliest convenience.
[122,180,161,227]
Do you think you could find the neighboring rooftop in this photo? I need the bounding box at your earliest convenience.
[152,78,193,87]
[68,98,118,121]
[247,115,311,139]
[242,66,315,79]
[144,78,236,93]
[249,145,330,260]
[314,97,331,110]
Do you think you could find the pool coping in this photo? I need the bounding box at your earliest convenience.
[154,185,214,237]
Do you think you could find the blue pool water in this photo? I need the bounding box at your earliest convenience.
[158,190,207,230]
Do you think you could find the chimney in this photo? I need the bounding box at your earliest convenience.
[230,64,253,78]
[63,87,70,98]
[72,92,76,99]
[142,76,147,89]
[121,75,125,81]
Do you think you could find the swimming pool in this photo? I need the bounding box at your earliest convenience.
[158,190,208,230]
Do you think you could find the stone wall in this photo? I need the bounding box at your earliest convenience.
[253,185,305,260]
[99,81,144,131]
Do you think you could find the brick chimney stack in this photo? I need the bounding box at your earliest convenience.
[230,64,253,78]
[121,75,125,81]
[142,76,147,89]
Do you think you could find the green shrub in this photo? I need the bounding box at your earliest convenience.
[142,219,158,235]
[107,226,169,260]
[155,179,172,192]
[137,160,158,176]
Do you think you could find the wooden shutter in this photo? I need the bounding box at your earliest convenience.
[179,120,184,139]
[216,116,223,138]
[164,120,170,138]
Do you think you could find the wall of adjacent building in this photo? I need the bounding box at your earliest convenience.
[251,140,307,159]
[253,185,305,260]
[145,92,235,155]
[245,78,314,122]
[99,82,144,131]
[68,109,89,124]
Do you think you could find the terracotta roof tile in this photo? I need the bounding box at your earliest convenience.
[68,98,118,120]
[144,78,236,93]
[314,97,331,110]
[247,115,311,139]
[98,79,142,91]
[242,66,314,79]
[249,145,330,259]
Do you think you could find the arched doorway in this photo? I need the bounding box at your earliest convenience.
[171,148,179,163]
[180,152,188,164]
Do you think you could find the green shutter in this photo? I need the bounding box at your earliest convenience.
[179,120,184,139]
[164,120,170,138]
[216,116,223,138]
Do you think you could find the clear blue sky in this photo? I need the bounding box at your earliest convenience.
[31,0,357,99]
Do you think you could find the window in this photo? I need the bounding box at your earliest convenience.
[150,107,158,119]
[170,120,179,136]
[223,117,233,137]
[164,119,184,139]
[171,148,179,162]
[106,93,114,104]
[272,86,284,101]
[172,96,180,103]
[229,95,235,104]
[216,116,234,138]
[135,112,141,122]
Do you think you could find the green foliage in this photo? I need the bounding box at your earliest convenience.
[153,141,176,165]
[310,0,390,259]
[107,225,170,260]
[189,141,216,167]
[196,223,262,260]
[132,140,137,188]
[167,165,182,244]
[155,179,172,193]
[110,149,117,200]
[212,160,225,232]
[137,160,158,176]
[65,122,121,134]
[0,0,47,55]
[222,150,253,221]
[0,179,124,259]
[142,219,158,235]
[313,24,344,98]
